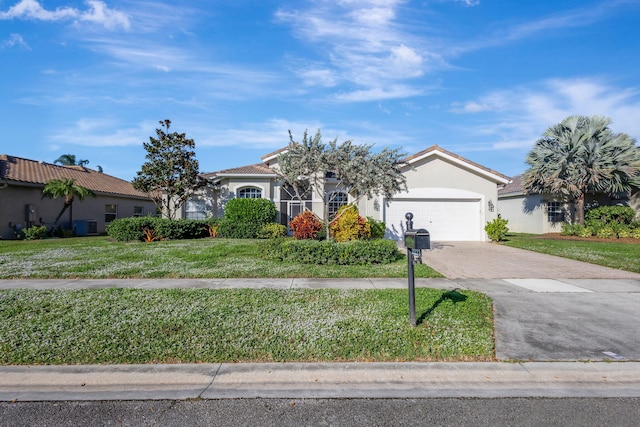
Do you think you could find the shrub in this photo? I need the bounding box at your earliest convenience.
[260,238,401,265]
[289,210,323,240]
[220,198,277,239]
[106,217,210,241]
[585,205,636,228]
[367,217,386,240]
[23,225,48,240]
[484,217,509,242]
[330,205,371,242]
[595,226,616,239]
[258,222,287,239]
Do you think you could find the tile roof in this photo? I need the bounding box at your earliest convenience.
[498,174,523,195]
[403,145,511,183]
[202,163,276,179]
[0,154,151,199]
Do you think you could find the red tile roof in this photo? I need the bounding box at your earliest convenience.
[0,154,151,199]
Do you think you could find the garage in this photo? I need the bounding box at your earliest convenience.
[384,197,482,242]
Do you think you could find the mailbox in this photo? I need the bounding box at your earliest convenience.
[404,228,430,250]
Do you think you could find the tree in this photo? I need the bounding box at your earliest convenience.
[132,119,204,219]
[276,129,406,239]
[42,178,95,228]
[522,115,640,225]
[54,154,89,167]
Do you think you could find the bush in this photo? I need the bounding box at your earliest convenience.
[260,238,401,265]
[585,205,636,228]
[330,205,371,242]
[289,210,324,240]
[367,217,386,240]
[23,225,48,240]
[258,222,287,239]
[220,198,277,239]
[106,217,210,241]
[484,217,509,242]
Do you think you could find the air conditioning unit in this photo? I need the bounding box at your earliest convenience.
[74,220,99,236]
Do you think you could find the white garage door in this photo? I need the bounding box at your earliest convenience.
[384,198,482,241]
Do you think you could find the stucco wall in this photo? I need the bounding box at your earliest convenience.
[0,184,155,239]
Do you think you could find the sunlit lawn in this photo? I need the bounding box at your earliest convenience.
[501,233,640,273]
[0,287,493,364]
[0,236,442,278]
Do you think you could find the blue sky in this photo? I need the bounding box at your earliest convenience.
[2,0,640,181]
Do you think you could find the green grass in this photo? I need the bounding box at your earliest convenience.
[0,288,494,364]
[0,237,442,279]
[501,233,640,273]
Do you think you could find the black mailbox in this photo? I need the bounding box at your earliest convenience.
[404,228,430,250]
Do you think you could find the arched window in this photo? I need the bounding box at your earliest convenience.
[238,187,262,199]
[328,191,348,219]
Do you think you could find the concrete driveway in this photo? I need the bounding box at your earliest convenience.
[421,241,640,279]
[419,241,640,360]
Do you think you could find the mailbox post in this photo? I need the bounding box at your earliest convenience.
[404,212,430,327]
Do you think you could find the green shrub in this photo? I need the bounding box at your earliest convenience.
[23,225,48,240]
[106,217,210,241]
[617,226,632,238]
[258,222,287,239]
[484,217,509,242]
[585,205,636,228]
[367,217,386,239]
[220,198,277,239]
[260,238,401,265]
[595,226,616,239]
[577,226,593,238]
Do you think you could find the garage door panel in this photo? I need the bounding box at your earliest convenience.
[384,199,481,241]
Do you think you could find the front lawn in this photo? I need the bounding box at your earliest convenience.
[0,288,494,364]
[501,233,640,273]
[0,236,442,279]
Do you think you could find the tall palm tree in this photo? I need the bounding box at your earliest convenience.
[42,178,96,228]
[522,115,640,224]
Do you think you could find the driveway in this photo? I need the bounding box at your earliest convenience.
[421,241,640,279]
[419,241,640,360]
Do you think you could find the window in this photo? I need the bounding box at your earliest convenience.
[547,201,564,223]
[328,192,348,219]
[133,206,144,217]
[105,204,117,223]
[185,198,206,220]
[238,187,262,199]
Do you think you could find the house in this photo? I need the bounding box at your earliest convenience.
[0,154,156,239]
[186,145,511,242]
[497,174,640,234]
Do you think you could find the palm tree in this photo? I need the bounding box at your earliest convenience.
[522,115,640,224]
[54,154,89,166]
[42,178,96,228]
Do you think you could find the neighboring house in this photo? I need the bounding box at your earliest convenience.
[497,174,640,234]
[0,154,156,239]
[185,145,511,242]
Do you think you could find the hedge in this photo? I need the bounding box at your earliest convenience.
[106,217,216,242]
[260,238,402,265]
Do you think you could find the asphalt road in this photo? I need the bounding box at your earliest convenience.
[3,398,640,427]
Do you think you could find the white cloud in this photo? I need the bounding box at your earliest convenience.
[1,33,30,50]
[450,77,640,150]
[275,0,434,101]
[49,118,151,147]
[0,0,130,30]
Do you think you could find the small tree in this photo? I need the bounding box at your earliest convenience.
[522,115,640,225]
[276,129,406,239]
[133,120,204,219]
[42,178,95,229]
